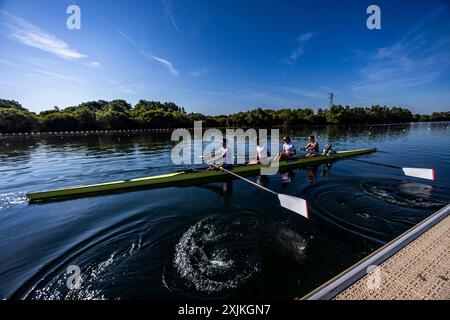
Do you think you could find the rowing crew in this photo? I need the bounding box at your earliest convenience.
[206,137,269,170]
[275,135,335,161]
[206,135,335,169]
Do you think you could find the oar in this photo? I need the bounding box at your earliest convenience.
[297,145,436,181]
[210,164,309,219]
[349,158,435,181]
[198,155,248,161]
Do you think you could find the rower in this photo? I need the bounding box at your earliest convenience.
[206,138,234,170]
[300,135,319,158]
[323,144,335,156]
[249,137,268,164]
[274,136,297,161]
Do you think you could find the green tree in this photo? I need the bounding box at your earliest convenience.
[96,109,136,130]
[39,112,79,131]
[108,99,132,112]
[74,108,98,130]
[0,99,26,110]
[2,98,447,132]
[0,108,38,133]
[77,100,109,112]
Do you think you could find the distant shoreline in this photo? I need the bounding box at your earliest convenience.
[1,121,448,138]
[1,98,449,134]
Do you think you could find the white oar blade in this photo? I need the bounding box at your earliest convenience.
[278,194,309,219]
[402,168,435,180]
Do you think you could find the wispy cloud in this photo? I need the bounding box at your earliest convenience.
[286,32,314,65]
[114,26,179,77]
[27,68,85,83]
[147,52,178,76]
[0,57,21,68]
[1,11,87,60]
[202,84,330,106]
[281,86,325,99]
[0,57,84,83]
[352,5,450,95]
[114,83,148,95]
[141,51,179,77]
[161,0,180,34]
[259,85,332,106]
[190,68,208,77]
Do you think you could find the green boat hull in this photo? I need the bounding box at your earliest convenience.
[27,148,377,203]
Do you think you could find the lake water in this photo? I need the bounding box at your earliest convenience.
[0,122,449,299]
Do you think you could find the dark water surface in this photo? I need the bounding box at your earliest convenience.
[0,123,449,299]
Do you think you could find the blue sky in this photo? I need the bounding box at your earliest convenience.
[0,0,449,114]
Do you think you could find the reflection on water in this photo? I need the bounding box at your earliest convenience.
[0,123,449,299]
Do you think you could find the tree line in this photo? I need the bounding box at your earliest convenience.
[0,98,449,133]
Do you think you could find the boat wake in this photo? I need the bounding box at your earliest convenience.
[172,216,262,294]
[163,214,308,298]
[304,178,448,243]
[29,237,144,300]
[0,192,27,212]
[361,181,447,208]
[31,254,114,300]
[18,231,146,300]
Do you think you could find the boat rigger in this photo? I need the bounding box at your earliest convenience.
[26,148,377,203]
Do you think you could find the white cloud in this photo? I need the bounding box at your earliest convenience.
[161,0,180,34]
[29,68,85,83]
[90,61,100,67]
[115,83,147,95]
[352,35,450,94]
[351,5,450,95]
[298,33,313,43]
[190,68,207,77]
[0,57,21,68]
[2,11,87,60]
[288,32,314,64]
[0,57,84,83]
[282,86,325,99]
[113,26,179,77]
[141,51,179,77]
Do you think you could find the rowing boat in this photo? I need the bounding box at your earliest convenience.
[27,148,377,203]
[27,148,377,202]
